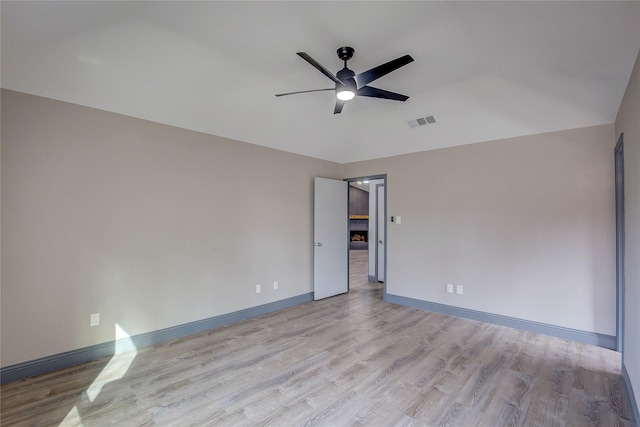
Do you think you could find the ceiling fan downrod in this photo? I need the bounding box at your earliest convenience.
[337,46,355,69]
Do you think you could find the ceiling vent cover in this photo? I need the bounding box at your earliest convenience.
[408,115,437,128]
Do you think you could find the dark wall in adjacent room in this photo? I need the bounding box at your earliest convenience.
[349,186,369,250]
[349,186,369,215]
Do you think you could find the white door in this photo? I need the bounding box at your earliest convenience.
[376,184,385,282]
[314,177,348,300]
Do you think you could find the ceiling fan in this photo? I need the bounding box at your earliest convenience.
[276,46,414,114]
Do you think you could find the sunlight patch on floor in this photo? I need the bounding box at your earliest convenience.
[59,324,138,425]
[86,324,137,401]
[59,405,83,426]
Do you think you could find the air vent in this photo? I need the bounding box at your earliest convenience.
[407,115,437,128]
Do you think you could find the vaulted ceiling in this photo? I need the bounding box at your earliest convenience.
[2,1,639,163]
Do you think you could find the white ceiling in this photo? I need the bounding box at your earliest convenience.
[2,1,639,163]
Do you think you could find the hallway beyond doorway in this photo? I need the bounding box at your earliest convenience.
[349,250,382,296]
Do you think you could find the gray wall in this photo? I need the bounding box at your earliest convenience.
[343,124,616,335]
[1,89,341,367]
[615,50,640,414]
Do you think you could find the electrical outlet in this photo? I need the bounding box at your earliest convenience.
[456,285,464,295]
[256,284,261,293]
[273,281,279,290]
[90,313,100,327]
[446,284,454,293]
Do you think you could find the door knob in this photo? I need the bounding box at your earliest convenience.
[378,240,383,245]
[316,242,323,247]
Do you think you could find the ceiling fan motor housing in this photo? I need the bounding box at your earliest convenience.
[336,68,357,91]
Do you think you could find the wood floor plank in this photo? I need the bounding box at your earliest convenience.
[1,251,632,426]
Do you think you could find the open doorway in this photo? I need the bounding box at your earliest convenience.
[345,175,386,298]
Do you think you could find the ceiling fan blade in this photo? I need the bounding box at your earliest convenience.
[357,86,409,101]
[297,52,344,85]
[275,88,333,97]
[355,55,414,88]
[334,100,345,114]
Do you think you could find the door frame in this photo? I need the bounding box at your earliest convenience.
[615,134,625,354]
[375,183,385,284]
[344,174,387,299]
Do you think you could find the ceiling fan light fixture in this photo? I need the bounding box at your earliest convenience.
[336,88,355,101]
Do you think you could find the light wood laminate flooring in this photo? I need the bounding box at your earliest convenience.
[1,251,632,426]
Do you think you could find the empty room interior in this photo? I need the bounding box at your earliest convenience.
[1,1,640,425]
